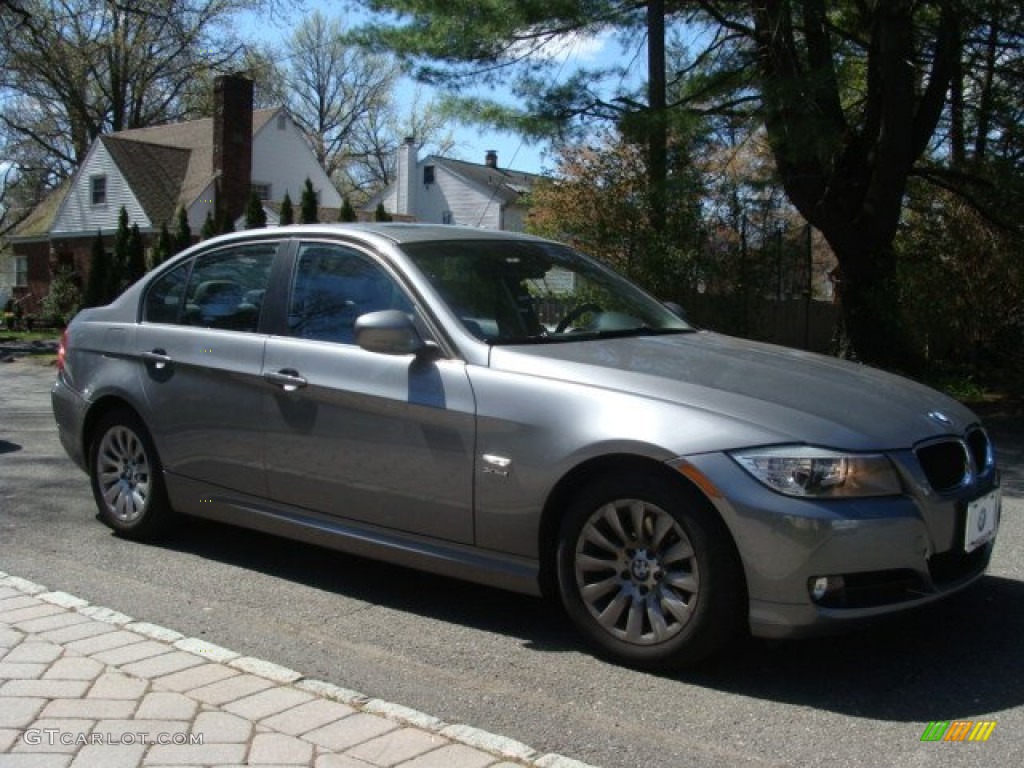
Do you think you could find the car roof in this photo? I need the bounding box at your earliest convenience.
[210,222,551,246]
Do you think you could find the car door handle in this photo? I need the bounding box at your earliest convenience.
[264,369,307,392]
[140,349,172,370]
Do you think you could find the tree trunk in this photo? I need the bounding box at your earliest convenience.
[749,0,961,371]
[827,235,920,373]
[647,0,667,234]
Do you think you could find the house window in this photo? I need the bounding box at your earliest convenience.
[423,165,435,185]
[15,255,28,287]
[90,175,107,206]
[252,183,272,201]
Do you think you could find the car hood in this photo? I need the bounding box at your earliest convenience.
[487,331,979,452]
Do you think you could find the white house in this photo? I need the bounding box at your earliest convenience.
[366,138,540,231]
[9,75,342,313]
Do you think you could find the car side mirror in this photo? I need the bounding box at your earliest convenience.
[354,310,438,358]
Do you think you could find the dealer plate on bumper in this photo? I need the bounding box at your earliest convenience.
[965,488,1001,553]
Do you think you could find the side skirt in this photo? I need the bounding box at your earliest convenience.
[165,473,542,596]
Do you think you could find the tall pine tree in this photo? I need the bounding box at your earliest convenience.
[173,206,192,255]
[300,178,319,224]
[110,207,131,295]
[201,211,217,240]
[245,190,267,229]
[339,197,357,222]
[83,231,110,308]
[153,223,172,267]
[127,223,146,284]
[279,192,294,225]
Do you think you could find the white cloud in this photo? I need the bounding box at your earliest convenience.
[509,28,612,65]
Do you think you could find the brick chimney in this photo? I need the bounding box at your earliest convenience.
[485,149,498,168]
[213,74,254,224]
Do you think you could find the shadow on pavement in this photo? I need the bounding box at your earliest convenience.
[150,516,577,654]
[0,440,23,454]
[0,338,60,362]
[149,513,1023,722]
[682,574,1023,720]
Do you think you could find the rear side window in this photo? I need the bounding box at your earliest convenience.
[143,263,188,324]
[288,242,412,344]
[143,244,278,330]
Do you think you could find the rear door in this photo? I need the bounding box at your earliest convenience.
[135,240,282,495]
[261,239,477,543]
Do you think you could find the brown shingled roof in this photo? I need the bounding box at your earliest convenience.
[13,109,284,239]
[10,178,73,239]
[101,136,190,227]
[109,108,281,225]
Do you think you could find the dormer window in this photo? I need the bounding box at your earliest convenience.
[91,175,107,206]
[423,165,435,185]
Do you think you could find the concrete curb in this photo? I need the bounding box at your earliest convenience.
[0,570,600,768]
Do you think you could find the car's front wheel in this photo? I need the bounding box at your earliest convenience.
[89,409,174,540]
[556,471,744,669]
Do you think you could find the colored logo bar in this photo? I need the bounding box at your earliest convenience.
[921,721,997,742]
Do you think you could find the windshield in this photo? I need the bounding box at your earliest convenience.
[400,239,693,344]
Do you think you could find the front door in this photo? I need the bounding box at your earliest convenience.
[261,240,477,543]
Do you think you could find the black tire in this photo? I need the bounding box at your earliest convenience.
[89,408,174,540]
[556,471,744,669]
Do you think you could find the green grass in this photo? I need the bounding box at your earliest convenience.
[0,329,61,343]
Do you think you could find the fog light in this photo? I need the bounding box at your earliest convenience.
[809,575,845,603]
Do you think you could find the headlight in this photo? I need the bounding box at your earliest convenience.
[729,446,902,498]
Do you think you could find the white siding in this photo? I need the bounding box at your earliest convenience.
[380,186,398,213]
[187,181,217,232]
[52,142,150,234]
[403,164,502,229]
[502,205,528,232]
[251,112,342,207]
[366,154,532,231]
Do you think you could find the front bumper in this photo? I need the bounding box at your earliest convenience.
[681,452,1000,638]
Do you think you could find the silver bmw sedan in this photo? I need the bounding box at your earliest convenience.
[52,224,1001,668]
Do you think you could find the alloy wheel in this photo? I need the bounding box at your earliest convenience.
[96,425,152,524]
[574,498,700,646]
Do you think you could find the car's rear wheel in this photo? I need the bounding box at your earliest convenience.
[556,471,744,669]
[89,409,173,540]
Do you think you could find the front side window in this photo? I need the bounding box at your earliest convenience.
[288,242,412,344]
[402,240,692,343]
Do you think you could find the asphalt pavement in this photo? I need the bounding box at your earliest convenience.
[2,355,1022,768]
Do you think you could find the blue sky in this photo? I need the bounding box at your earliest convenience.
[239,1,623,176]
